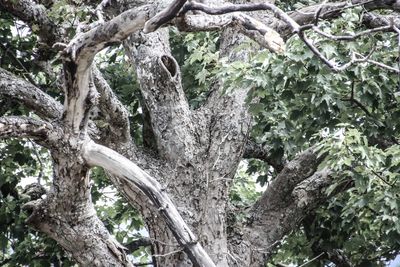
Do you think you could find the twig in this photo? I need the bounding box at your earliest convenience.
[312,24,392,41]
[342,82,372,116]
[28,138,45,184]
[95,0,110,22]
[297,31,337,69]
[152,248,184,258]
[314,0,328,25]
[134,262,153,266]
[320,0,376,18]
[371,169,395,187]
[298,252,325,267]
[181,1,300,33]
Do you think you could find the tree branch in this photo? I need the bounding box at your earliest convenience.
[124,237,152,254]
[181,1,300,33]
[249,148,324,215]
[0,67,63,120]
[0,0,63,47]
[0,116,58,147]
[82,140,216,267]
[286,0,400,33]
[175,13,285,53]
[92,66,131,144]
[143,0,188,33]
[243,140,285,172]
[61,4,153,133]
[228,149,330,266]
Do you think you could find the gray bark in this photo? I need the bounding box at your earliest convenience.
[2,0,396,266]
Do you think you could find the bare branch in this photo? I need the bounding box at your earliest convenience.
[82,140,217,267]
[363,12,400,28]
[288,0,400,31]
[62,5,153,133]
[0,67,63,120]
[297,30,400,73]
[312,24,392,40]
[143,0,188,33]
[175,13,285,53]
[181,1,300,33]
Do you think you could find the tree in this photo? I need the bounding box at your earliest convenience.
[0,0,399,266]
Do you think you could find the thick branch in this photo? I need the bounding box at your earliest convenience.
[243,140,285,172]
[0,116,58,147]
[228,149,330,266]
[175,13,285,53]
[92,66,131,144]
[143,0,188,33]
[250,148,324,215]
[181,1,300,33]
[82,141,216,267]
[0,68,63,120]
[0,0,62,46]
[62,4,154,133]
[279,0,400,36]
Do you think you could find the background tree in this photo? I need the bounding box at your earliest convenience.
[0,0,399,266]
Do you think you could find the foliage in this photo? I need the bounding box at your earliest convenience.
[216,6,400,266]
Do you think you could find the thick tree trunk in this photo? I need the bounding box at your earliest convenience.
[23,132,133,266]
[122,16,253,265]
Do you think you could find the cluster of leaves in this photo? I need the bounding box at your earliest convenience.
[217,6,400,266]
[219,7,399,174]
[271,126,400,266]
[47,0,94,38]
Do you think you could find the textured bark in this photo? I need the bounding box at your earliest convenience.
[0,116,58,147]
[2,0,397,266]
[0,68,63,120]
[92,66,131,144]
[130,29,197,163]
[83,141,216,267]
[25,134,134,267]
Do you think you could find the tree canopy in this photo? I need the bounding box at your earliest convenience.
[0,0,399,266]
